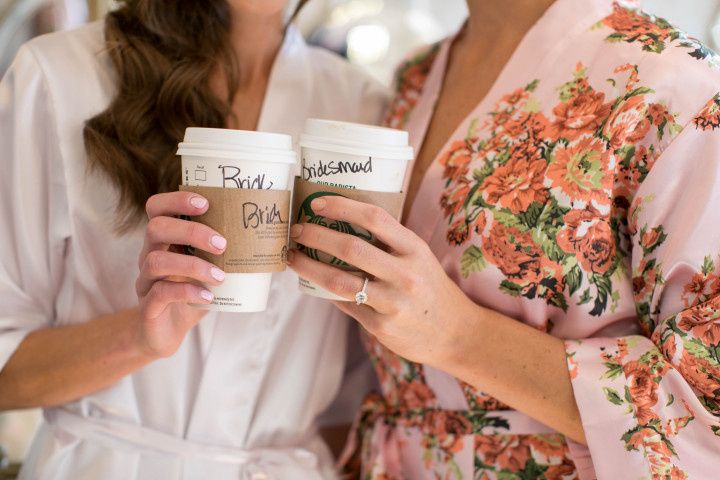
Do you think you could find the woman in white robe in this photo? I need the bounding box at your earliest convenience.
[0,1,387,479]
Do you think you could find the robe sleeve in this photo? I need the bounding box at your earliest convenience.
[0,44,70,371]
[565,94,720,479]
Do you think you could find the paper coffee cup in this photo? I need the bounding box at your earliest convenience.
[178,127,296,312]
[297,119,414,300]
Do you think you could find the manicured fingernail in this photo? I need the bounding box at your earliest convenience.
[210,267,225,281]
[286,249,295,264]
[211,235,227,250]
[311,198,326,211]
[290,224,303,238]
[200,290,214,302]
[190,196,208,209]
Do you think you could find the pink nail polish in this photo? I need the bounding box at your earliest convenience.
[211,267,225,281]
[211,235,227,250]
[190,196,208,209]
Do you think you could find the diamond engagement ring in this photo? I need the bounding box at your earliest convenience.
[355,277,369,305]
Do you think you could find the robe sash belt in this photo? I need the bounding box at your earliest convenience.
[44,408,319,480]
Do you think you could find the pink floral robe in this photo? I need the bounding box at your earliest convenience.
[345,1,720,479]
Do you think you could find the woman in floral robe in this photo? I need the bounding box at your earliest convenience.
[288,0,720,478]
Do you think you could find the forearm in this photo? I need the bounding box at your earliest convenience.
[0,308,154,410]
[439,305,586,444]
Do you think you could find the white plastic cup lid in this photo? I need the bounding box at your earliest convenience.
[177,127,296,164]
[300,119,414,161]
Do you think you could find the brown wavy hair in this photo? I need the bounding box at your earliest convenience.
[84,1,306,232]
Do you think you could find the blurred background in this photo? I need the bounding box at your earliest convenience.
[1,0,719,473]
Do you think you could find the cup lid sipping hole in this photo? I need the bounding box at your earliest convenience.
[300,119,414,161]
[177,128,297,164]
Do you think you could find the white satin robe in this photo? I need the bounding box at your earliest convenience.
[0,21,388,480]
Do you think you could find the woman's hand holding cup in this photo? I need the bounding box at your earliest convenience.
[134,191,227,358]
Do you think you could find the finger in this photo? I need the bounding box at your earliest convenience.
[287,249,393,314]
[136,250,225,297]
[290,223,398,280]
[140,216,227,267]
[331,300,382,334]
[146,191,209,219]
[142,281,213,319]
[307,196,420,255]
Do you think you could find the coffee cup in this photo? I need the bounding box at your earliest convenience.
[178,127,296,312]
[297,119,414,300]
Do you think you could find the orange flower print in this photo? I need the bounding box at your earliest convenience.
[481,156,548,213]
[601,4,678,54]
[640,226,663,251]
[633,259,659,302]
[523,434,569,461]
[677,301,720,346]
[639,225,667,257]
[383,44,439,129]
[440,179,471,217]
[547,136,611,206]
[499,87,529,107]
[624,360,660,425]
[483,223,565,305]
[397,379,436,410]
[658,330,678,359]
[604,95,650,150]
[474,209,488,236]
[459,381,510,411]
[483,224,540,280]
[475,435,531,472]
[648,103,669,125]
[545,459,579,480]
[682,273,719,308]
[693,94,720,131]
[556,208,616,274]
[492,87,530,119]
[567,352,579,379]
[547,90,612,140]
[447,217,470,246]
[438,140,474,182]
[603,6,661,39]
[425,410,472,455]
[681,256,720,308]
[676,349,720,400]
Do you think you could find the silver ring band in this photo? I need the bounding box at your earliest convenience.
[355,277,369,305]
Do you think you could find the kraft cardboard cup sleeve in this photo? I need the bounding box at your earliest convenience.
[178,127,296,313]
[296,119,414,300]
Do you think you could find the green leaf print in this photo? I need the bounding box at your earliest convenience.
[702,255,715,276]
[566,264,583,295]
[472,162,497,188]
[627,86,654,98]
[603,387,625,405]
[683,338,719,365]
[525,79,540,92]
[590,274,613,316]
[605,32,626,43]
[602,362,624,380]
[518,202,544,229]
[494,210,524,230]
[548,290,569,312]
[517,458,549,480]
[500,280,523,297]
[460,245,487,278]
[531,229,565,263]
[577,288,592,305]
